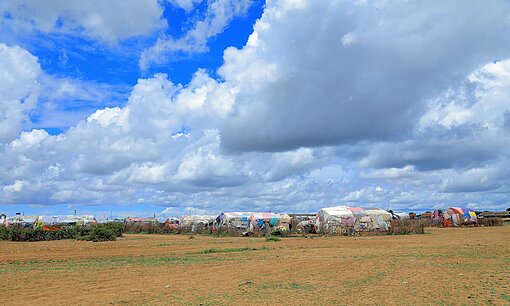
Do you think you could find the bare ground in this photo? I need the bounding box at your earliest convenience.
[1,225,509,305]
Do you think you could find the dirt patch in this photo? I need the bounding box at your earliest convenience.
[1,226,509,305]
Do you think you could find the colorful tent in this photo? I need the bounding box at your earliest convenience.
[5,215,38,228]
[33,215,97,229]
[125,217,158,224]
[179,215,216,232]
[443,207,477,226]
[217,212,291,234]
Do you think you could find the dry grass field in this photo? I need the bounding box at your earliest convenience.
[1,225,509,305]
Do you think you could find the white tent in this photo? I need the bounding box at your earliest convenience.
[315,206,392,234]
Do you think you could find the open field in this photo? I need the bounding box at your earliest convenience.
[1,226,509,305]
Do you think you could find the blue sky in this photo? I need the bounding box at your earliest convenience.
[1,0,510,218]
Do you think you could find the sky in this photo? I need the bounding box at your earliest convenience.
[1,0,510,219]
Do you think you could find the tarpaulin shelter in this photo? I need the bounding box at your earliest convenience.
[5,215,38,228]
[125,217,158,225]
[33,215,97,229]
[443,207,477,226]
[217,212,291,235]
[315,206,392,234]
[179,215,216,232]
[164,217,180,230]
[392,212,410,220]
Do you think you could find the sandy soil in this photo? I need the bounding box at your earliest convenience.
[1,226,509,305]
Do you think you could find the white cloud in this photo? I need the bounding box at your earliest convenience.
[0,43,41,142]
[0,0,166,44]
[219,0,510,152]
[3,180,25,193]
[2,2,510,212]
[167,0,203,12]
[140,0,253,69]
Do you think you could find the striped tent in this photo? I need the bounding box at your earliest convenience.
[444,207,477,226]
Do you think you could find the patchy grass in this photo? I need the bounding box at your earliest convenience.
[197,247,269,254]
[265,236,281,242]
[0,253,232,274]
[156,243,174,247]
[259,282,314,291]
[501,293,510,302]
[344,271,387,290]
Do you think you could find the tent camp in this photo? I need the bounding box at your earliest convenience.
[179,215,216,232]
[125,217,158,225]
[217,212,291,235]
[315,206,392,235]
[164,217,180,230]
[33,215,97,229]
[443,207,477,226]
[5,215,38,228]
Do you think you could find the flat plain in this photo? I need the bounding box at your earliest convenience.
[1,225,509,305]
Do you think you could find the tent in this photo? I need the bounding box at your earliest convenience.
[217,212,291,235]
[315,206,392,234]
[392,212,410,220]
[33,215,97,229]
[443,207,477,226]
[125,217,158,224]
[179,215,216,232]
[5,215,38,228]
[164,218,180,230]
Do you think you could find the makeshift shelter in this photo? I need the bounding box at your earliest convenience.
[362,208,392,231]
[179,215,216,232]
[125,217,158,225]
[391,212,410,220]
[164,218,180,230]
[217,212,291,235]
[289,214,316,233]
[315,206,392,234]
[33,215,97,229]
[5,215,38,228]
[443,207,477,226]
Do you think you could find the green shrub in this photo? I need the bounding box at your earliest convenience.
[270,228,289,237]
[86,225,117,242]
[0,224,121,242]
[102,222,124,237]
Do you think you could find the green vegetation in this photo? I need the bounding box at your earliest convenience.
[197,247,269,254]
[0,223,123,242]
[269,228,290,237]
[0,253,231,275]
[265,236,281,242]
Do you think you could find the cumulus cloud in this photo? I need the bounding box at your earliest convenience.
[0,0,165,43]
[140,0,253,69]
[219,0,510,152]
[2,1,510,212]
[0,43,41,142]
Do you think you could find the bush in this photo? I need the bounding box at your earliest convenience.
[477,217,503,227]
[102,222,124,237]
[387,220,425,235]
[0,224,122,242]
[85,226,117,242]
[269,228,290,237]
